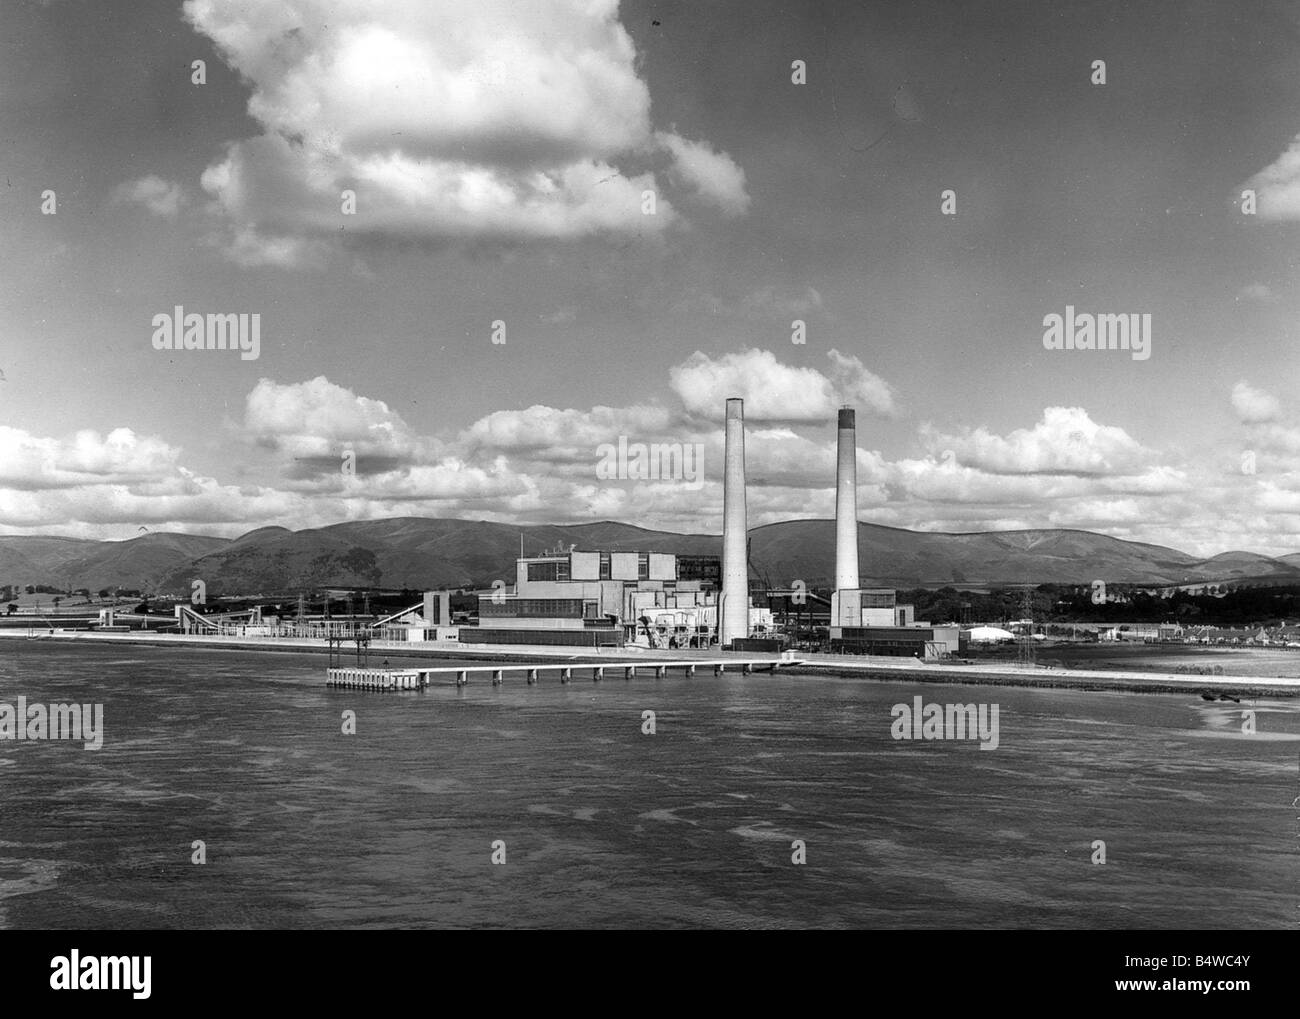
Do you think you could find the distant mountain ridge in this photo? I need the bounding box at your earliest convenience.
[1,517,1297,596]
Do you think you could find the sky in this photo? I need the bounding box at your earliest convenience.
[2,0,1300,558]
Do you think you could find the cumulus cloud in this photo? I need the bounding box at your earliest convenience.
[10,370,1300,556]
[922,407,1153,477]
[182,0,747,265]
[0,426,304,535]
[0,427,181,490]
[460,404,674,457]
[240,376,432,464]
[669,348,896,422]
[1231,380,1282,424]
[656,131,749,216]
[1244,134,1300,219]
[112,175,186,218]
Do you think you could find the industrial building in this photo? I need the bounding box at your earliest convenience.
[460,547,772,648]
[442,395,963,657]
[450,395,771,649]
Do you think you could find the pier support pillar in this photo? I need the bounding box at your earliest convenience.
[561,667,572,683]
[492,669,503,686]
[687,665,696,677]
[457,670,468,687]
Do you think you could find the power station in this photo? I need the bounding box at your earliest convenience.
[367,396,963,656]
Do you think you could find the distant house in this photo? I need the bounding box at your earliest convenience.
[1107,622,1182,642]
[1186,625,1250,645]
[1273,625,1300,647]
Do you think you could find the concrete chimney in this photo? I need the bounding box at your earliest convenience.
[835,406,860,592]
[719,397,749,647]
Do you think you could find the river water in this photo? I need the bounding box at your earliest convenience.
[0,642,1295,929]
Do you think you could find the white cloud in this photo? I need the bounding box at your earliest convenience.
[923,407,1153,476]
[1244,134,1300,219]
[669,348,896,422]
[183,0,747,265]
[240,376,431,462]
[10,371,1300,558]
[0,427,181,490]
[460,404,674,456]
[112,175,185,218]
[1231,380,1282,424]
[656,131,750,216]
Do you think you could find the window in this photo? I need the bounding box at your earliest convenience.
[527,560,569,582]
[677,555,721,585]
[479,598,585,618]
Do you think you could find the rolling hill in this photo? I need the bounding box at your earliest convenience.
[1,518,1297,596]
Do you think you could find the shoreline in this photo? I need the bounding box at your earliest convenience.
[4,628,1298,697]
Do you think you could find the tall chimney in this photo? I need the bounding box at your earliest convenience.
[720,397,749,647]
[835,406,860,592]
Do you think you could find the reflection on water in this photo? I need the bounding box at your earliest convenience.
[0,643,1296,929]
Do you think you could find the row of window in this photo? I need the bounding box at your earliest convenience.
[525,553,724,584]
[528,555,650,581]
[479,598,590,618]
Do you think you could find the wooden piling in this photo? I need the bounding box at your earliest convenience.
[327,655,799,694]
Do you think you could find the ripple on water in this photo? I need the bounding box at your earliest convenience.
[1,644,1296,929]
[728,821,799,842]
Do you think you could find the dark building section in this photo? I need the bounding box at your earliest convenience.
[676,554,721,587]
[731,637,785,653]
[459,627,623,647]
[478,598,589,619]
[829,625,965,657]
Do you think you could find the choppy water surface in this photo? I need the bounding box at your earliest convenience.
[0,643,1295,929]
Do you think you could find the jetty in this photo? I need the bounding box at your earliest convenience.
[325,657,802,691]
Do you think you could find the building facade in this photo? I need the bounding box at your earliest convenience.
[462,548,773,648]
